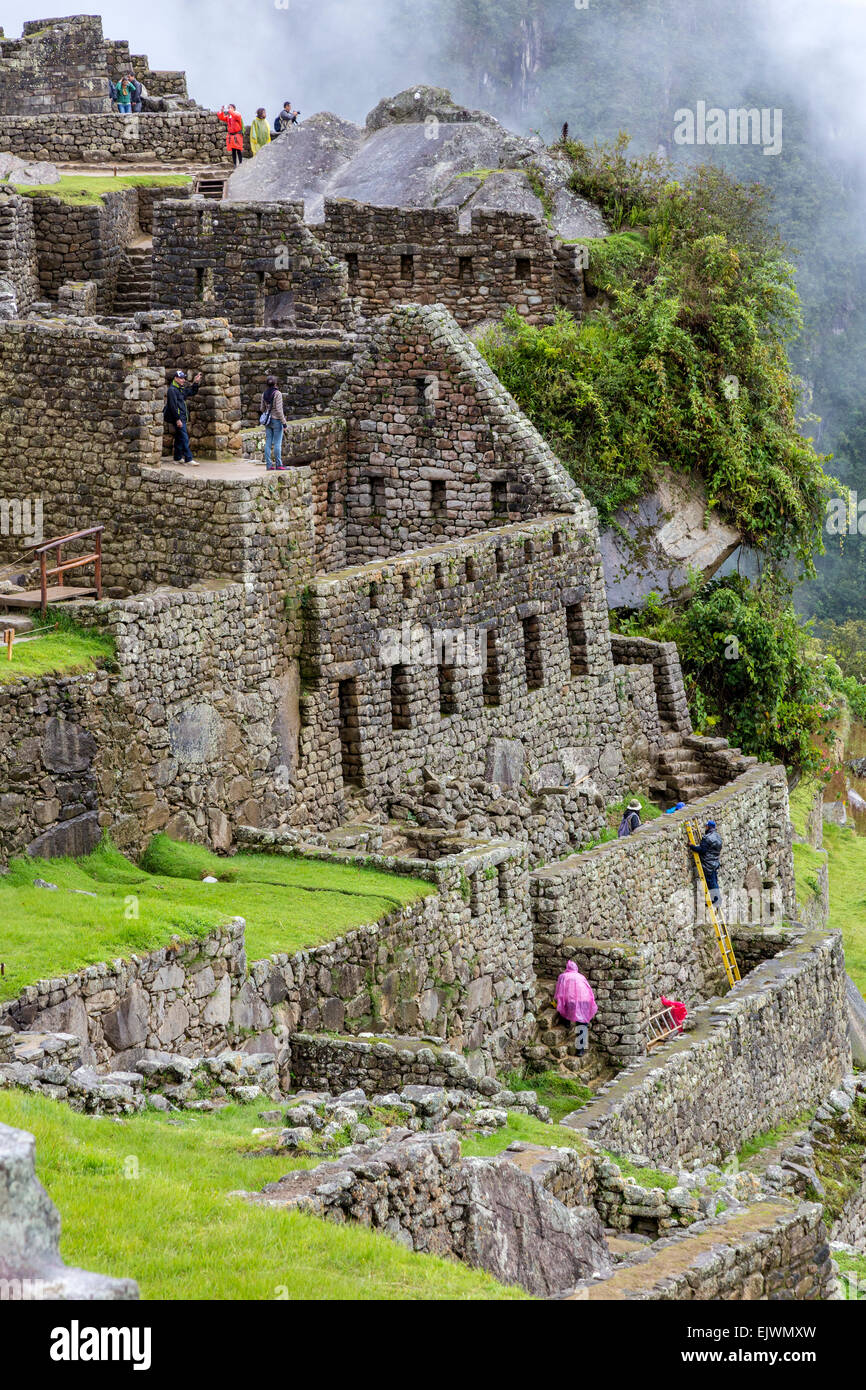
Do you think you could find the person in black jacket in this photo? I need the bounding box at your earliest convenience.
[274,101,300,134]
[164,369,202,464]
[692,819,723,907]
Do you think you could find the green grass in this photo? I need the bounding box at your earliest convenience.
[0,835,432,1002]
[501,1069,593,1124]
[835,1250,866,1299]
[10,174,192,205]
[789,777,866,992]
[603,1152,678,1191]
[0,615,114,685]
[0,1090,526,1300]
[460,1111,589,1158]
[735,1113,814,1165]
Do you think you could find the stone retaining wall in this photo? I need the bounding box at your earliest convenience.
[0,112,228,165]
[564,927,850,1168]
[831,1161,866,1251]
[289,1032,499,1094]
[530,764,795,1003]
[0,919,247,1068]
[564,1201,836,1301]
[26,187,138,307]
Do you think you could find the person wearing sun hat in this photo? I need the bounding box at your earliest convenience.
[618,798,643,837]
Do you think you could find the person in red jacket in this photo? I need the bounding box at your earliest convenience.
[219,105,245,166]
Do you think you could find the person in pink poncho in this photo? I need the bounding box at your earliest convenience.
[554,961,597,1055]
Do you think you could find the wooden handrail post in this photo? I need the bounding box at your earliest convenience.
[95,531,102,599]
[39,552,47,618]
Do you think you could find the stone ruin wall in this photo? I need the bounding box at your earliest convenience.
[151,201,352,333]
[316,198,582,328]
[1,840,535,1075]
[531,763,795,1005]
[567,926,851,1169]
[295,515,628,828]
[0,15,110,116]
[0,189,38,311]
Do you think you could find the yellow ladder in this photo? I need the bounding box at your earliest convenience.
[686,820,741,986]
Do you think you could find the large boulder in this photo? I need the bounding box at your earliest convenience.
[0,1121,138,1298]
[0,152,59,186]
[600,470,741,610]
[461,1155,613,1296]
[226,85,608,242]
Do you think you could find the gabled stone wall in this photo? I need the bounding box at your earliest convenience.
[334,303,587,563]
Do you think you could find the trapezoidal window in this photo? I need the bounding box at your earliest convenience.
[390,663,411,730]
[524,539,534,563]
[458,256,474,283]
[346,252,359,281]
[465,557,476,582]
[439,662,457,717]
[370,476,386,514]
[515,256,531,281]
[491,479,508,515]
[469,872,481,918]
[338,678,363,788]
[431,479,447,515]
[522,615,543,690]
[400,253,415,282]
[326,480,339,518]
[195,266,206,301]
[497,865,509,909]
[565,603,589,677]
[552,530,563,556]
[434,563,445,590]
[495,547,506,577]
[482,629,501,707]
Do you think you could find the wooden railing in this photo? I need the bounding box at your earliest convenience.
[32,526,104,617]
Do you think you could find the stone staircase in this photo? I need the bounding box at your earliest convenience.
[654,736,719,804]
[114,241,152,314]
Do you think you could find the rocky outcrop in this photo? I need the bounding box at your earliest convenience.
[0,1120,138,1299]
[601,470,741,611]
[227,84,608,241]
[249,1127,612,1296]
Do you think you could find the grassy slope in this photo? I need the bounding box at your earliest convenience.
[789,780,866,992]
[10,174,192,205]
[0,836,431,1002]
[0,1091,525,1301]
[0,626,114,686]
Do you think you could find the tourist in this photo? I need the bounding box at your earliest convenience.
[260,376,287,470]
[250,108,271,156]
[617,798,642,837]
[115,75,134,114]
[554,961,597,1056]
[164,369,202,466]
[218,105,245,166]
[274,101,300,134]
[692,818,723,907]
[125,73,143,113]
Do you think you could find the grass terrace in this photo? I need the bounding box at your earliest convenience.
[0,1091,527,1301]
[0,835,432,1002]
[10,173,192,204]
[789,779,866,992]
[0,613,115,686]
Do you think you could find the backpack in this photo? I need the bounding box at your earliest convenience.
[617,811,638,838]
